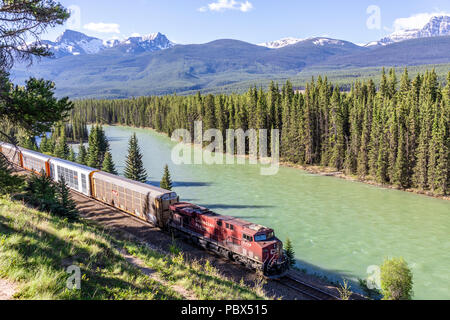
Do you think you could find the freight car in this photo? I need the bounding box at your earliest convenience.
[0,142,288,277]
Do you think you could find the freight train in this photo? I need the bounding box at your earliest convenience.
[0,142,288,277]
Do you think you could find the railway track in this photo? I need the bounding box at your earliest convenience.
[278,275,340,300]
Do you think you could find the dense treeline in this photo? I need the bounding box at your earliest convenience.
[71,69,450,196]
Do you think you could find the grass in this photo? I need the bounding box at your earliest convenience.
[117,239,268,300]
[0,196,268,300]
[0,196,180,300]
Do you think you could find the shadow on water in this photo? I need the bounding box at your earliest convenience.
[199,204,275,210]
[104,136,125,142]
[293,257,368,297]
[146,181,213,188]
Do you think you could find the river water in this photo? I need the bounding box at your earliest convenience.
[97,125,449,300]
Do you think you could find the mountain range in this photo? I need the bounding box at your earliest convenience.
[11,15,450,98]
[39,30,174,57]
[366,15,450,47]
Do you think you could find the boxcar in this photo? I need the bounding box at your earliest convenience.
[0,143,22,167]
[49,158,96,197]
[91,171,179,228]
[20,148,52,175]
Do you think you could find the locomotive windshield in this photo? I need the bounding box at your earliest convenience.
[254,231,274,242]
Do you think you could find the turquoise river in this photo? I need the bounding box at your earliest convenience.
[95,125,449,300]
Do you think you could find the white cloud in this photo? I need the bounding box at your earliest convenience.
[239,1,253,12]
[392,12,450,32]
[198,0,254,13]
[83,22,121,34]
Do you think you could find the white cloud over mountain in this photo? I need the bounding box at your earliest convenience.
[83,22,121,34]
[199,0,253,13]
[392,11,450,32]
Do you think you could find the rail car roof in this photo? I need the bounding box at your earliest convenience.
[19,148,52,162]
[171,202,271,235]
[0,142,17,150]
[92,171,176,198]
[50,157,97,173]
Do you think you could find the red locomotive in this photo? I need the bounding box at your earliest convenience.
[169,202,288,277]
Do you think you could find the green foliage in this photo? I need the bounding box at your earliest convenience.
[77,141,87,165]
[0,0,70,69]
[23,171,58,212]
[72,68,450,196]
[55,176,78,220]
[284,238,295,268]
[54,125,70,159]
[380,257,414,300]
[0,77,73,137]
[0,155,24,195]
[21,172,78,220]
[160,164,173,191]
[337,279,353,300]
[87,125,110,169]
[101,151,117,175]
[124,133,147,183]
[67,147,76,162]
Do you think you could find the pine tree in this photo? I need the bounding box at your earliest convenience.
[87,125,110,169]
[77,141,87,165]
[329,88,345,170]
[102,151,118,175]
[39,134,50,153]
[160,164,173,191]
[54,126,70,159]
[0,154,24,195]
[393,126,408,188]
[68,147,76,162]
[284,238,295,268]
[56,176,78,220]
[124,133,147,183]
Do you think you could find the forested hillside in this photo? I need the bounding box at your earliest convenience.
[71,69,450,196]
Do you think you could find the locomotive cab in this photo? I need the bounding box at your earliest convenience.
[252,229,288,277]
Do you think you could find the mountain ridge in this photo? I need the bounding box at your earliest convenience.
[367,15,450,47]
[40,29,175,57]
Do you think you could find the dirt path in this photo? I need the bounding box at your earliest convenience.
[0,279,16,300]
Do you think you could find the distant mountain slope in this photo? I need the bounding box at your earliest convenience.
[320,36,450,68]
[11,31,450,98]
[367,15,450,47]
[12,37,368,98]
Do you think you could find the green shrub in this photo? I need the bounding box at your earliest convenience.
[380,257,414,300]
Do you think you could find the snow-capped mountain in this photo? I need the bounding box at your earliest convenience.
[41,30,105,57]
[114,32,174,53]
[367,15,450,47]
[259,37,348,49]
[258,37,305,49]
[40,30,174,57]
[311,38,347,46]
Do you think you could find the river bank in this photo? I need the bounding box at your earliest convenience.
[281,162,450,202]
[94,123,449,202]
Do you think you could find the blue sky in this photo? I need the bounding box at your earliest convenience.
[43,0,450,45]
